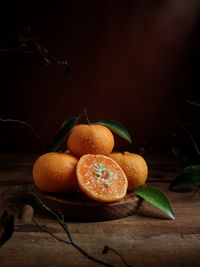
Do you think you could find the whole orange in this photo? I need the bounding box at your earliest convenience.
[67,124,114,157]
[33,152,79,193]
[109,152,148,191]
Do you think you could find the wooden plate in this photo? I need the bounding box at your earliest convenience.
[35,187,142,222]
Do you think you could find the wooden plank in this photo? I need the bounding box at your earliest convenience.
[0,232,200,267]
[1,183,200,235]
[0,154,200,267]
[0,154,37,182]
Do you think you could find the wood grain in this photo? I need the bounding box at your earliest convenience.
[0,154,200,267]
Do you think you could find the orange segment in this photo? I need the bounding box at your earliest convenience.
[76,154,128,202]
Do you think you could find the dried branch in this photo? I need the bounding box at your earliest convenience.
[191,184,200,198]
[31,192,115,267]
[32,218,71,245]
[186,99,200,108]
[0,118,42,142]
[0,48,38,54]
[102,246,133,267]
[181,124,200,157]
[0,28,70,74]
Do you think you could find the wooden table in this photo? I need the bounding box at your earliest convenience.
[0,154,200,267]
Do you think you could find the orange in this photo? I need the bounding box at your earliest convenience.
[67,124,114,157]
[64,149,78,156]
[76,154,128,202]
[33,152,79,193]
[109,152,148,191]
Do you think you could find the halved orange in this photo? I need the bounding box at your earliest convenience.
[76,154,128,202]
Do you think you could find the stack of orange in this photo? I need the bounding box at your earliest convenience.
[33,124,148,202]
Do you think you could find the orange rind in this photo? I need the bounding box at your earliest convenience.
[109,152,148,191]
[67,124,114,157]
[33,152,79,193]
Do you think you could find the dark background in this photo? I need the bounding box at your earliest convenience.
[1,0,200,155]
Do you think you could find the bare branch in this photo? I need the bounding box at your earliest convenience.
[186,99,200,108]
[181,124,200,157]
[102,246,133,267]
[31,192,115,267]
[32,218,71,245]
[0,48,38,54]
[0,118,42,142]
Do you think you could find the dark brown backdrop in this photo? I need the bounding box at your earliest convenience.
[1,0,200,153]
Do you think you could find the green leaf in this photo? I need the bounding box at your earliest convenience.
[51,116,80,151]
[169,164,200,189]
[97,120,132,143]
[134,186,175,220]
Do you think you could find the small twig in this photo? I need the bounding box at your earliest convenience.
[181,124,200,157]
[0,48,39,54]
[186,99,200,108]
[32,218,71,244]
[102,246,133,267]
[0,118,42,143]
[191,184,200,198]
[31,192,114,267]
[0,45,70,74]
[58,208,73,243]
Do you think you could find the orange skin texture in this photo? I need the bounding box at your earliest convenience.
[67,124,114,157]
[76,154,128,202]
[109,152,148,191]
[33,152,79,193]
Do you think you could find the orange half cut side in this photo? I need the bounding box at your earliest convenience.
[76,154,128,202]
